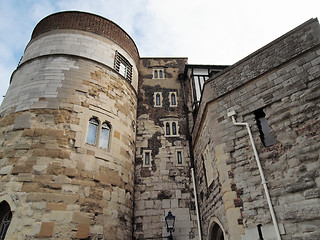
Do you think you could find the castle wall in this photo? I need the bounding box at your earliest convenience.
[0,12,138,240]
[191,19,320,239]
[134,58,199,240]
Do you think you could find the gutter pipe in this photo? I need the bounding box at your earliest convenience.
[227,110,281,240]
[191,168,202,240]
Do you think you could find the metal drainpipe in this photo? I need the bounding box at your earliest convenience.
[227,110,281,240]
[191,168,202,240]
[179,73,202,240]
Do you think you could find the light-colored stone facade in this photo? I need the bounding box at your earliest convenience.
[0,11,319,240]
[0,12,138,240]
[189,18,320,240]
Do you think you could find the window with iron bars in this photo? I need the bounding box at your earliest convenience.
[114,51,133,82]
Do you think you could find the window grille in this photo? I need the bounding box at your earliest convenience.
[114,51,133,82]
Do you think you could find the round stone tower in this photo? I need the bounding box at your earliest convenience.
[0,11,139,239]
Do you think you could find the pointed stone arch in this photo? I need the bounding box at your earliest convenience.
[208,217,227,240]
[0,201,12,240]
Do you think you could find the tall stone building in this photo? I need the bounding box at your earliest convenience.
[0,11,319,240]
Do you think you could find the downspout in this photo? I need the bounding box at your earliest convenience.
[227,110,281,240]
[179,73,202,240]
[191,168,202,240]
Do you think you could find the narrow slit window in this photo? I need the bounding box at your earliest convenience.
[177,151,182,164]
[99,122,111,149]
[159,70,163,78]
[154,70,158,78]
[166,123,171,135]
[156,93,161,106]
[171,93,176,106]
[254,109,276,147]
[172,122,177,135]
[86,118,99,145]
[145,152,150,165]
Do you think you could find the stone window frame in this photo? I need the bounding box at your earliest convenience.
[114,50,133,82]
[169,92,178,107]
[85,116,112,151]
[142,150,152,167]
[175,148,185,165]
[153,68,165,79]
[202,145,215,187]
[163,120,179,137]
[154,92,163,107]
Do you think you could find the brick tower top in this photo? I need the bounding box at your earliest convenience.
[31,11,140,64]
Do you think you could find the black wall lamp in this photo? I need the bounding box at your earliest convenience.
[165,210,175,240]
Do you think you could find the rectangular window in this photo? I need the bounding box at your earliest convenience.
[177,151,182,164]
[163,121,179,137]
[153,69,165,79]
[143,150,152,167]
[114,51,133,82]
[169,92,178,107]
[145,152,150,165]
[154,92,162,107]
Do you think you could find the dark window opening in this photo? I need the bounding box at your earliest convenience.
[156,93,160,106]
[154,70,158,78]
[0,201,12,240]
[159,70,163,78]
[166,123,170,135]
[177,151,182,164]
[171,93,176,106]
[254,109,276,147]
[172,122,177,135]
[145,152,150,165]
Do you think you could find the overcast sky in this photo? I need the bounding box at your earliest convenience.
[0,0,319,105]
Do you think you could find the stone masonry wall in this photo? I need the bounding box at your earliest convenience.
[31,11,140,65]
[0,56,137,239]
[191,19,320,240]
[133,58,199,240]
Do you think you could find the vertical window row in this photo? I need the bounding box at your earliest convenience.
[86,117,111,150]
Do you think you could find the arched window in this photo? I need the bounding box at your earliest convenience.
[154,70,158,79]
[171,93,176,106]
[159,70,163,78]
[166,123,171,135]
[99,122,111,149]
[156,94,161,106]
[208,220,225,240]
[0,201,12,240]
[86,118,99,145]
[172,122,177,135]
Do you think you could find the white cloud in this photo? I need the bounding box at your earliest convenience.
[0,0,319,105]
